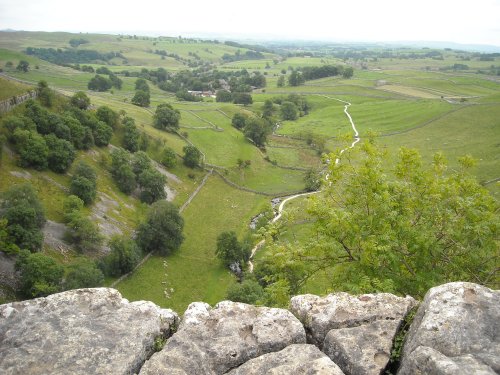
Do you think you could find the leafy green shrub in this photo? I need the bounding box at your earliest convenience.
[16,250,64,297]
[136,201,184,255]
[1,183,45,252]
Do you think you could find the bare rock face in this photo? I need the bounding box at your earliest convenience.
[0,288,178,375]
[323,320,401,375]
[290,292,416,375]
[139,300,306,375]
[226,344,346,375]
[398,282,500,375]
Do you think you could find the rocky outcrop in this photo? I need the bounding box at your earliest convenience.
[0,288,178,375]
[227,344,345,375]
[0,282,498,375]
[290,292,416,375]
[398,282,500,375]
[0,89,37,114]
[139,301,306,375]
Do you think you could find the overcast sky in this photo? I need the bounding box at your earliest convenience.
[1,0,499,46]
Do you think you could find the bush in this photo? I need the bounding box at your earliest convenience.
[153,103,180,131]
[64,212,103,253]
[96,106,119,128]
[102,236,141,276]
[136,201,184,255]
[92,121,113,147]
[160,147,177,168]
[0,183,45,252]
[16,250,64,297]
[44,134,76,173]
[183,145,202,168]
[64,259,104,290]
[226,279,264,304]
[13,129,48,170]
[231,113,247,130]
[88,74,112,91]
[70,91,91,110]
[70,162,97,205]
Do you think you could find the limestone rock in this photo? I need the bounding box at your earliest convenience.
[0,288,178,375]
[226,344,346,375]
[398,282,500,375]
[290,292,416,375]
[323,320,399,375]
[139,300,306,375]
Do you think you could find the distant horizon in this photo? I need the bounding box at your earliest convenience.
[2,28,500,53]
[1,0,499,49]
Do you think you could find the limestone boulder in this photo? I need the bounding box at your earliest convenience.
[226,344,345,375]
[139,300,306,375]
[398,282,500,375]
[291,292,416,375]
[0,288,178,375]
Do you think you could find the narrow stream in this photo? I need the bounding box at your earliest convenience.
[248,96,360,272]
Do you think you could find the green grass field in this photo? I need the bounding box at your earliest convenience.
[117,176,268,312]
[0,76,33,100]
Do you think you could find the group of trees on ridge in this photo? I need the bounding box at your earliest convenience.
[3,83,116,174]
[0,88,186,300]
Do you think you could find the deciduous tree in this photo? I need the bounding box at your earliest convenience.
[259,143,500,300]
[153,103,180,131]
[136,201,184,255]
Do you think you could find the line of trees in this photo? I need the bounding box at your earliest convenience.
[3,88,117,174]
[26,47,123,65]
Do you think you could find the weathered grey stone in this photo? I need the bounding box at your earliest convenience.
[227,344,345,375]
[140,300,306,375]
[398,346,496,375]
[0,288,178,375]
[398,282,500,375]
[323,320,399,375]
[290,292,416,348]
[290,292,416,375]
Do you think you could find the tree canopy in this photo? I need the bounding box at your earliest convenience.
[182,145,202,168]
[88,75,112,92]
[101,236,141,277]
[136,201,184,255]
[153,103,180,131]
[70,162,97,205]
[243,118,271,147]
[16,250,64,297]
[131,90,150,107]
[0,183,45,252]
[70,91,91,110]
[257,143,500,299]
[215,231,250,268]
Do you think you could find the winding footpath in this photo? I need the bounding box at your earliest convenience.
[247,96,360,272]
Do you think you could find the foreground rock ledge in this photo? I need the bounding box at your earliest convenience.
[0,288,178,375]
[1,282,498,375]
[398,282,500,375]
[139,301,306,375]
[226,344,345,375]
[290,292,416,375]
